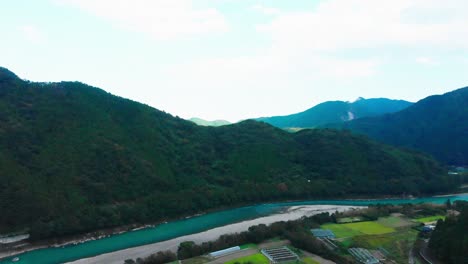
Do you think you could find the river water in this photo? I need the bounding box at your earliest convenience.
[1,193,467,264]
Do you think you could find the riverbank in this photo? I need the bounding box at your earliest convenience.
[2,193,467,264]
[0,194,406,261]
[0,223,155,261]
[66,205,361,264]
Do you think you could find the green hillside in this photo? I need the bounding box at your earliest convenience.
[0,67,455,240]
[328,87,468,165]
[256,98,412,128]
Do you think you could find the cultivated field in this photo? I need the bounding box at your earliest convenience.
[302,257,320,264]
[351,228,419,263]
[321,221,395,238]
[414,215,445,223]
[224,253,270,264]
[377,216,416,228]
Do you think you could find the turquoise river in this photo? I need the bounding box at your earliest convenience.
[1,193,467,264]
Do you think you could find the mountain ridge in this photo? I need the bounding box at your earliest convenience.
[256,98,412,128]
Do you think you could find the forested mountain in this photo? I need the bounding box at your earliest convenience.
[256,98,412,128]
[327,87,468,165]
[0,67,455,240]
[189,117,231,127]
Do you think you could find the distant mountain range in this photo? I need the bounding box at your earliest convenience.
[255,98,412,129]
[0,67,452,240]
[326,87,468,165]
[189,117,231,127]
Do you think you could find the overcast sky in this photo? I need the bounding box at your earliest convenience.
[2,0,468,121]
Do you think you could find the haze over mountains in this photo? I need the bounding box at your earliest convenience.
[255,98,413,129]
[0,67,454,239]
[189,117,231,127]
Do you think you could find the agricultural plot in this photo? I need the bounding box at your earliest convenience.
[351,228,419,263]
[240,243,258,250]
[225,253,270,264]
[377,216,416,228]
[348,248,380,264]
[302,257,320,264]
[321,221,395,238]
[337,216,364,223]
[414,215,445,223]
[261,247,299,263]
[321,223,362,238]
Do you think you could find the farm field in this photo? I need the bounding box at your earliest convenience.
[350,228,419,263]
[414,215,445,223]
[321,221,395,238]
[377,216,416,228]
[224,253,270,264]
[337,216,364,223]
[239,243,258,250]
[302,257,320,264]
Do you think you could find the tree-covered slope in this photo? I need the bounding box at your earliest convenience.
[0,68,454,239]
[329,87,468,165]
[256,98,412,128]
[429,201,468,264]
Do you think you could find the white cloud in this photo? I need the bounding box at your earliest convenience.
[156,0,468,120]
[416,57,439,66]
[251,4,280,16]
[256,0,468,52]
[19,25,46,44]
[168,0,468,86]
[57,0,229,40]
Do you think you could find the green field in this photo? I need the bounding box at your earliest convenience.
[225,253,270,264]
[239,243,258,250]
[414,215,445,223]
[302,257,320,264]
[321,223,362,238]
[321,221,395,238]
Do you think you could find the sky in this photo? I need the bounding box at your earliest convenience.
[1,0,468,122]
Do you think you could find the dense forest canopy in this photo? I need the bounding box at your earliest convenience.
[326,87,468,165]
[429,201,468,264]
[0,68,456,239]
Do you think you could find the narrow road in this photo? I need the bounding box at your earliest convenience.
[419,239,442,264]
[408,245,415,264]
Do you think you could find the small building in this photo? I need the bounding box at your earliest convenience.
[422,224,436,232]
[348,248,380,264]
[261,247,299,263]
[311,229,336,239]
[208,246,240,258]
